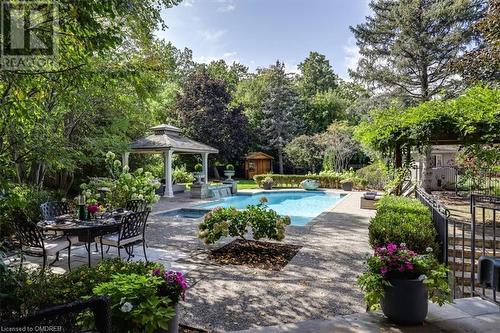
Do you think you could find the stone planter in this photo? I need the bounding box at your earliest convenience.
[224,170,235,180]
[341,181,353,191]
[190,183,210,199]
[193,172,203,184]
[300,179,320,190]
[381,278,428,325]
[263,182,273,190]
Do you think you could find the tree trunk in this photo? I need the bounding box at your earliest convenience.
[278,146,284,174]
[422,146,433,193]
[213,166,220,180]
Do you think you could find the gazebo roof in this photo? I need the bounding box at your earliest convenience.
[130,124,218,154]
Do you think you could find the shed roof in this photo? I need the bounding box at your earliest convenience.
[244,152,274,160]
[130,124,218,154]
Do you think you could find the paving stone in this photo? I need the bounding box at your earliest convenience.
[426,302,470,322]
[451,297,500,316]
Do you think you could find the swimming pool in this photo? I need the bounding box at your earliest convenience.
[196,191,346,226]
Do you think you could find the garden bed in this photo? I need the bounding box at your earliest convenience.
[208,239,301,270]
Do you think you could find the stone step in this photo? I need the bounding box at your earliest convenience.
[448,235,500,249]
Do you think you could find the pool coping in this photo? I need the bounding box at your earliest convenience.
[152,189,353,227]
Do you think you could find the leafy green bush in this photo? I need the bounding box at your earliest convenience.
[86,274,174,333]
[0,184,64,239]
[253,171,363,189]
[194,163,203,172]
[226,164,234,170]
[356,162,389,190]
[198,202,291,244]
[173,165,194,183]
[80,152,160,208]
[368,196,437,253]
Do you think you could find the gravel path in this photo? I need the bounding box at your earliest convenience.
[146,192,375,332]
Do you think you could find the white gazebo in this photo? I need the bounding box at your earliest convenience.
[124,124,218,198]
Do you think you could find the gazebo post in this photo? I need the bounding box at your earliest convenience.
[202,152,209,185]
[122,152,129,167]
[164,149,174,198]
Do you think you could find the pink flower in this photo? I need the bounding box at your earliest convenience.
[398,266,405,272]
[380,267,388,275]
[387,243,397,253]
[405,262,414,271]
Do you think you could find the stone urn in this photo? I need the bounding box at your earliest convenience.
[341,180,353,191]
[224,170,235,180]
[381,278,428,325]
[300,179,320,190]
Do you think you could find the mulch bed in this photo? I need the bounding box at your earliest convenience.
[208,239,301,271]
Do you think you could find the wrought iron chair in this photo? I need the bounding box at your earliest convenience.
[125,199,148,213]
[12,213,77,271]
[40,201,70,220]
[96,210,150,262]
[1,296,112,333]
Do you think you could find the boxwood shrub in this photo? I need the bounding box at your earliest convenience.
[253,174,343,189]
[368,196,438,254]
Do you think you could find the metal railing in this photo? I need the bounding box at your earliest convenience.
[415,188,450,264]
[416,187,500,303]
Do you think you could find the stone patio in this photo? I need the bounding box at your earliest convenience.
[231,297,500,333]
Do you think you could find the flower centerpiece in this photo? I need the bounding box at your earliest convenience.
[224,164,235,180]
[262,176,273,190]
[152,268,188,333]
[193,163,203,184]
[358,243,450,325]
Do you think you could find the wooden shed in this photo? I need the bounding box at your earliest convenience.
[244,152,274,179]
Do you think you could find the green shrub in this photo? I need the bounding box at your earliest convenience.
[194,163,203,172]
[0,184,64,239]
[356,162,389,190]
[226,164,234,170]
[253,171,364,189]
[368,196,437,254]
[198,202,291,244]
[173,165,194,183]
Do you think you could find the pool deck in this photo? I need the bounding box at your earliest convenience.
[146,190,376,332]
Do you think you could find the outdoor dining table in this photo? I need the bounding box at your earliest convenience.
[37,212,129,267]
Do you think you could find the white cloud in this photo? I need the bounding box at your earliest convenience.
[198,29,226,42]
[343,37,361,77]
[215,0,236,12]
[284,61,298,74]
[194,51,238,64]
[182,0,195,7]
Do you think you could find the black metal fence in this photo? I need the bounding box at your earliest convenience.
[416,187,500,304]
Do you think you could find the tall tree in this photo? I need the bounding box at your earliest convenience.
[260,61,302,174]
[174,69,251,167]
[350,0,487,102]
[296,52,341,133]
[205,60,249,93]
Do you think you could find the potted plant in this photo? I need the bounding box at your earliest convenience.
[341,178,353,191]
[152,268,188,333]
[262,176,273,190]
[358,243,450,325]
[224,164,235,180]
[193,163,203,184]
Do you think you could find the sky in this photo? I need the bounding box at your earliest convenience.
[157,0,371,79]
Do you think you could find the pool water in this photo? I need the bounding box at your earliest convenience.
[196,191,346,226]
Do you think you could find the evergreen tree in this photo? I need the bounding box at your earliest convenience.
[296,52,338,99]
[350,0,487,102]
[260,61,302,174]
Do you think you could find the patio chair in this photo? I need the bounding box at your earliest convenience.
[1,296,112,333]
[40,201,70,220]
[125,199,148,213]
[96,210,150,262]
[12,212,77,271]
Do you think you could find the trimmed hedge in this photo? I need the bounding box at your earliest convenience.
[253,174,343,189]
[368,196,438,254]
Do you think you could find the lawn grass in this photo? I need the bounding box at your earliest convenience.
[237,179,259,190]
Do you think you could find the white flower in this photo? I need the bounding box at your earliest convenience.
[130,187,136,193]
[106,151,115,159]
[120,297,126,305]
[400,243,406,248]
[122,185,129,192]
[426,247,433,253]
[418,274,427,281]
[113,160,122,167]
[144,171,152,178]
[120,302,133,313]
[123,165,130,173]
[136,168,144,175]
[137,194,144,200]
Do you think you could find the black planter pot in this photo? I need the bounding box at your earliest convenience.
[381,278,428,325]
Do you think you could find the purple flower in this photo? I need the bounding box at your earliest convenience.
[398,266,405,272]
[405,262,414,271]
[380,267,388,275]
[152,268,161,276]
[387,243,397,253]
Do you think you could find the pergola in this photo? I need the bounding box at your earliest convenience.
[124,124,218,198]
